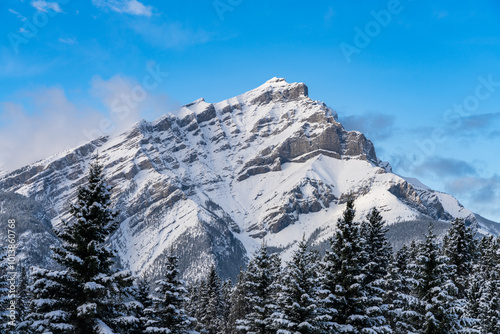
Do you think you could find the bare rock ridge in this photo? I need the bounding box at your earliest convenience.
[0,78,498,281]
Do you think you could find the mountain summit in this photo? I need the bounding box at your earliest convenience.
[1,78,498,280]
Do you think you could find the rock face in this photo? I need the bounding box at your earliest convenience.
[0,78,498,280]
[0,192,58,268]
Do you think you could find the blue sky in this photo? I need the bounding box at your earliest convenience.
[1,0,499,221]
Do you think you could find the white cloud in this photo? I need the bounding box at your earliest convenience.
[92,0,153,17]
[58,37,76,44]
[0,70,178,172]
[90,73,178,131]
[90,74,144,134]
[31,0,62,13]
[445,175,500,222]
[0,88,102,171]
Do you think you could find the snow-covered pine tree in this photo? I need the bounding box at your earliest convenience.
[273,237,321,334]
[15,264,33,333]
[318,196,366,333]
[28,157,135,334]
[228,270,249,334]
[443,218,477,299]
[114,278,154,334]
[221,279,233,334]
[477,278,500,334]
[442,218,480,331]
[197,265,226,334]
[413,224,463,333]
[385,244,421,334]
[146,253,196,334]
[467,235,500,333]
[128,279,154,333]
[359,207,392,333]
[0,247,13,332]
[185,280,205,333]
[236,241,281,334]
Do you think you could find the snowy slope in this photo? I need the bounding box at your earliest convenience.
[0,78,497,280]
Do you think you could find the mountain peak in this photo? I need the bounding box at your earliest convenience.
[265,77,287,84]
[238,78,309,107]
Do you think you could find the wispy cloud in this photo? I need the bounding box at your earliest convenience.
[391,152,500,221]
[409,156,478,179]
[340,112,397,141]
[92,0,153,17]
[0,70,179,172]
[31,0,62,13]
[456,112,500,132]
[0,88,102,171]
[90,73,178,128]
[445,174,500,221]
[8,8,25,20]
[58,37,77,44]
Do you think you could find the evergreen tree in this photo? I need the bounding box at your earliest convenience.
[114,278,154,334]
[319,196,366,333]
[237,242,281,334]
[134,279,155,333]
[442,218,480,332]
[360,207,392,333]
[185,280,205,333]
[28,157,135,333]
[413,224,462,333]
[228,270,249,334]
[0,247,14,332]
[273,237,321,334]
[467,236,500,333]
[385,245,420,334]
[221,279,233,334]
[15,264,33,333]
[146,253,196,334]
[443,218,477,299]
[198,266,226,334]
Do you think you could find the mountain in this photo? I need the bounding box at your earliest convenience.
[1,77,498,280]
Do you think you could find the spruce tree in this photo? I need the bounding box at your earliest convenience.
[228,270,249,334]
[221,279,233,334]
[28,157,135,333]
[468,236,500,333]
[146,253,196,334]
[0,247,14,332]
[114,278,154,333]
[198,266,226,334]
[360,207,392,333]
[185,280,204,333]
[273,237,321,334]
[15,264,33,333]
[117,278,154,334]
[385,244,421,334]
[442,218,480,331]
[237,242,281,334]
[443,218,477,299]
[319,196,366,333]
[414,224,462,333]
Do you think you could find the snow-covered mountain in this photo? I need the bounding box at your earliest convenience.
[1,77,498,280]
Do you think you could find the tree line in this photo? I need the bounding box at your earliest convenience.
[1,159,500,333]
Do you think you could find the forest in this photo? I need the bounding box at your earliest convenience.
[1,160,499,334]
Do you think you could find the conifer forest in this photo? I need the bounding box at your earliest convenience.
[2,160,500,334]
